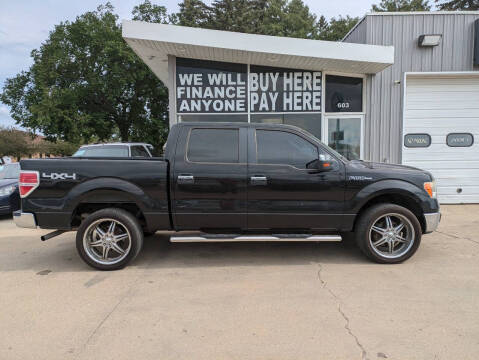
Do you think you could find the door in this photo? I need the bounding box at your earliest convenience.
[247,127,345,231]
[402,74,479,203]
[324,115,363,160]
[172,126,248,230]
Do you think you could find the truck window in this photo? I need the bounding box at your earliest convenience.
[256,130,318,169]
[187,128,239,163]
[73,145,129,157]
[131,145,150,157]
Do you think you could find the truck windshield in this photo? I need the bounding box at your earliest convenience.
[73,145,129,157]
[0,163,20,179]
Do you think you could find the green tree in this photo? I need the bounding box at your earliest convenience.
[174,0,324,39]
[319,16,359,41]
[171,0,212,27]
[372,0,431,11]
[0,127,33,160]
[0,2,169,148]
[39,140,78,157]
[435,0,479,9]
[132,0,168,23]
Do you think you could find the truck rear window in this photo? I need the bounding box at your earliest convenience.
[187,128,239,163]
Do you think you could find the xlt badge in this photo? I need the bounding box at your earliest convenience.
[349,175,373,181]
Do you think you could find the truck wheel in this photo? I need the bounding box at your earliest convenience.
[76,208,144,270]
[355,203,421,264]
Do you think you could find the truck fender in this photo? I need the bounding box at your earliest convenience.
[349,179,426,214]
[63,177,153,213]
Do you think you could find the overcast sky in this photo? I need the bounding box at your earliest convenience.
[0,0,377,127]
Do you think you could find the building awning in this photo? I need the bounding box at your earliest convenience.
[122,20,394,85]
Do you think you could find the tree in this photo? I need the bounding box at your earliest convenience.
[39,140,78,157]
[319,16,360,41]
[0,127,33,160]
[435,0,479,9]
[372,0,431,11]
[174,0,324,39]
[0,2,170,149]
[132,0,168,23]
[171,0,212,27]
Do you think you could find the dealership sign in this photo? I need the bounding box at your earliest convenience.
[176,59,321,114]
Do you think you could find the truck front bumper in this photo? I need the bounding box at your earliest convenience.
[424,212,441,233]
[13,211,37,229]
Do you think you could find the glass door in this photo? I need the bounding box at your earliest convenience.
[324,115,363,160]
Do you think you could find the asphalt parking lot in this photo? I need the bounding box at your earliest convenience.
[0,205,478,360]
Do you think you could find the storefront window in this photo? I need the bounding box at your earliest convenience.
[325,75,363,113]
[327,118,361,160]
[251,114,321,140]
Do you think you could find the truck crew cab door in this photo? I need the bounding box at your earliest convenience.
[172,125,248,231]
[247,127,345,231]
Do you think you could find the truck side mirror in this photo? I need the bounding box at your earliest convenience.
[318,159,334,171]
[306,158,334,172]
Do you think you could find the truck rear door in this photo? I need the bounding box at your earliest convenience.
[171,125,248,231]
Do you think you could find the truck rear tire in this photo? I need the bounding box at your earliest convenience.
[355,203,422,264]
[76,208,144,270]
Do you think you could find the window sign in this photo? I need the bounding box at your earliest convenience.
[325,75,363,113]
[249,66,321,112]
[446,133,474,147]
[176,58,248,113]
[404,134,431,148]
[176,59,322,114]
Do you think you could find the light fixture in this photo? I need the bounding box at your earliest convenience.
[148,55,156,60]
[418,34,442,47]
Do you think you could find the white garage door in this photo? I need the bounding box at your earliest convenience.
[402,73,479,204]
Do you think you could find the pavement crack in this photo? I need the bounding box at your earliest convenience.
[316,263,368,360]
[436,230,479,245]
[337,303,368,360]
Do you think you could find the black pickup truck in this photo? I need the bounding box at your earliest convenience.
[14,122,440,270]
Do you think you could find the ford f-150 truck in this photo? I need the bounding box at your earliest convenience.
[14,122,441,270]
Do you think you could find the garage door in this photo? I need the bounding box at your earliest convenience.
[402,74,479,204]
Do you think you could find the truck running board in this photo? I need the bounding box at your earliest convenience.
[169,234,342,242]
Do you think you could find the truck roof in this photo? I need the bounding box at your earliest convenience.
[80,142,153,147]
[173,122,319,140]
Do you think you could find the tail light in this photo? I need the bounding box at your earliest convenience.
[19,171,40,198]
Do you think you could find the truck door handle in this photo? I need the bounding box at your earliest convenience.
[250,176,267,185]
[177,175,194,184]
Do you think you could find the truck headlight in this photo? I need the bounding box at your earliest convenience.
[423,181,437,198]
[0,184,17,196]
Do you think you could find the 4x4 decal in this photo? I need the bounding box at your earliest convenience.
[42,172,77,180]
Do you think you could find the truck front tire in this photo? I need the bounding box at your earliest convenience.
[76,208,144,270]
[355,203,422,264]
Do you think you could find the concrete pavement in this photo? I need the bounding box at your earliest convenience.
[0,205,478,360]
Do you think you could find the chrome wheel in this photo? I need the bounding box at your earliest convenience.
[83,218,132,265]
[368,213,415,259]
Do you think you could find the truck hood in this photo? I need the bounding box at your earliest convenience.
[354,161,422,172]
[347,160,433,182]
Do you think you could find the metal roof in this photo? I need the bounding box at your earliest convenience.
[342,11,479,41]
[122,20,394,85]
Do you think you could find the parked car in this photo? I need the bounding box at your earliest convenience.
[0,163,20,215]
[72,142,156,158]
[14,122,440,270]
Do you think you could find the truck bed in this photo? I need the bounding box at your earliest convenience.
[20,157,170,231]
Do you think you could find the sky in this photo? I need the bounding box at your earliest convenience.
[0,0,377,128]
